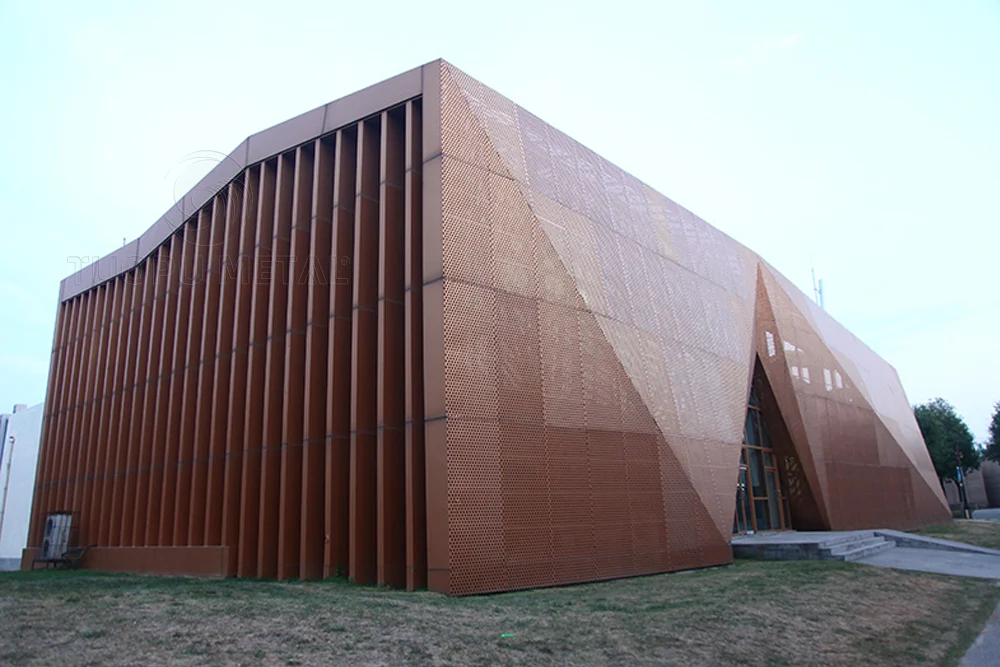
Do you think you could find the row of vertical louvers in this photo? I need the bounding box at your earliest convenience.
[28,100,428,588]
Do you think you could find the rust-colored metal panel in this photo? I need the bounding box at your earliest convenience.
[173,210,213,546]
[258,151,294,579]
[204,180,244,549]
[377,106,406,589]
[54,295,84,520]
[425,60,946,595]
[349,115,381,585]
[239,159,277,577]
[145,237,182,545]
[159,228,196,546]
[51,297,80,515]
[80,283,113,546]
[421,280,448,592]
[324,127,356,579]
[219,167,261,573]
[32,60,947,595]
[300,136,334,581]
[108,268,144,547]
[129,247,168,545]
[71,286,105,544]
[277,143,314,581]
[757,263,950,530]
[404,99,427,591]
[754,271,831,529]
[53,292,90,516]
[188,198,228,546]
[119,254,157,547]
[21,546,233,577]
[98,278,131,546]
[44,296,72,519]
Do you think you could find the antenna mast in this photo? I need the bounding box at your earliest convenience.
[811,267,825,310]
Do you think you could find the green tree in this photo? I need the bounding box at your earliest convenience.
[914,398,978,483]
[984,402,1000,462]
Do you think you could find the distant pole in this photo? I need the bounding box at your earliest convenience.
[955,447,970,519]
[811,269,825,310]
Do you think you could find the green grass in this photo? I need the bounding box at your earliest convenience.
[1,560,998,666]
[915,520,1000,550]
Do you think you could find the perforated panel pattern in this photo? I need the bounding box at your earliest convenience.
[436,64,739,595]
[433,60,949,595]
[34,60,949,595]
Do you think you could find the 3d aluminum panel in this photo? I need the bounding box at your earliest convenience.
[29,97,429,590]
[428,60,948,593]
[29,60,949,596]
[757,265,949,529]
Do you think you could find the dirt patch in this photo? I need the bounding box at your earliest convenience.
[1,560,997,666]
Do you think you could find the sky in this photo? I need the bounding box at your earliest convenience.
[0,0,997,440]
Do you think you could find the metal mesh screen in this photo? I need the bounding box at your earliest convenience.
[432,61,949,594]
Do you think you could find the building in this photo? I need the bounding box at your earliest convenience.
[1,403,43,570]
[984,462,1000,508]
[943,461,1000,511]
[25,60,950,595]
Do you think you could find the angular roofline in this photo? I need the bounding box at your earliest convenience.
[59,59,442,302]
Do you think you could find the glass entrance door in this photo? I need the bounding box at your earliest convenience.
[733,388,791,534]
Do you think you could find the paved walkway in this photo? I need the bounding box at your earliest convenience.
[732,530,872,546]
[855,547,1000,579]
[961,602,1000,666]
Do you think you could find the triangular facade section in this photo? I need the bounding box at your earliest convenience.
[756,263,950,530]
[426,62,733,595]
[30,58,950,596]
[444,63,760,540]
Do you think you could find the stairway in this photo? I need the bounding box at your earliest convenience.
[817,533,895,561]
[731,530,897,562]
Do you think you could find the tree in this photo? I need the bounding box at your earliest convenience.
[984,402,1000,462]
[914,398,978,483]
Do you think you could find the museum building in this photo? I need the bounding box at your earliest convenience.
[25,61,950,595]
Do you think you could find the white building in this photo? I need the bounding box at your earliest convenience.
[0,403,43,570]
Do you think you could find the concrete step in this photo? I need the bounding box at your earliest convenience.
[823,537,894,562]
[816,531,875,550]
[825,536,888,554]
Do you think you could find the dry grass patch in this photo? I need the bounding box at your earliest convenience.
[916,520,1000,550]
[1,560,997,666]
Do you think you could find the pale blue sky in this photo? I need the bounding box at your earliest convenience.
[1,1,997,439]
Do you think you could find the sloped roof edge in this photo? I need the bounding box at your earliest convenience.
[59,60,438,302]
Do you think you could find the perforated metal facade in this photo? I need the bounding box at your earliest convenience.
[27,60,949,595]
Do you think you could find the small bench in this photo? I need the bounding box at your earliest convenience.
[31,545,95,570]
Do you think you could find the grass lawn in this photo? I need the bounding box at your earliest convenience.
[2,560,998,666]
[915,520,1000,551]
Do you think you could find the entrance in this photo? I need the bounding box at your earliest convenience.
[733,387,791,534]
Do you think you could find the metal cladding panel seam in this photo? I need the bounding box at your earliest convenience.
[436,59,949,594]
[436,63,732,596]
[30,97,428,589]
[33,60,949,595]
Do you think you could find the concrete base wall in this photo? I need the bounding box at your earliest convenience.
[21,546,231,577]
